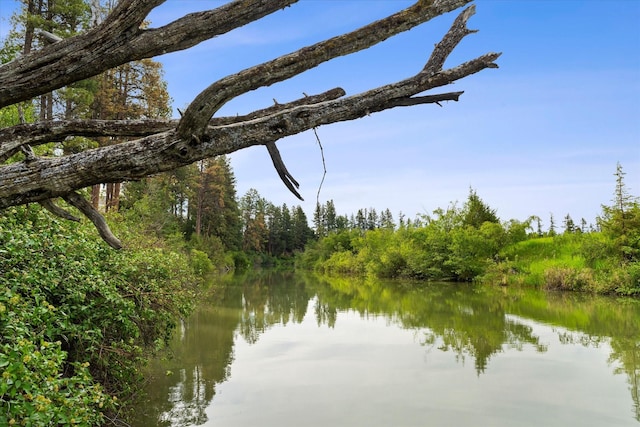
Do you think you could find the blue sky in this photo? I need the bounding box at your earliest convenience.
[1,1,639,228]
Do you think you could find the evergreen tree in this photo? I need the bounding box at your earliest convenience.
[266,204,284,256]
[239,189,270,253]
[461,188,499,228]
[335,214,349,231]
[398,211,406,229]
[598,163,640,261]
[380,208,395,230]
[92,57,171,211]
[549,213,556,236]
[291,205,314,251]
[355,209,367,231]
[191,156,242,250]
[536,217,543,237]
[313,202,326,237]
[366,208,379,230]
[563,214,575,234]
[325,200,337,233]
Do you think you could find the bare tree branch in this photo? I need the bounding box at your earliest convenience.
[0,0,297,107]
[39,199,80,222]
[0,51,499,208]
[176,0,472,140]
[0,1,501,247]
[0,88,346,162]
[62,192,123,249]
[388,92,464,107]
[266,142,302,201]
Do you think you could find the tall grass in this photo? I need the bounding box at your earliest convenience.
[484,233,638,295]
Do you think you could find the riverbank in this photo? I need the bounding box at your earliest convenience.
[481,234,639,295]
[296,228,639,297]
[0,205,205,425]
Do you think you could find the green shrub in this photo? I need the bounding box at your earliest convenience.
[0,205,198,424]
[323,251,363,275]
[0,290,114,425]
[190,249,214,275]
[372,250,408,278]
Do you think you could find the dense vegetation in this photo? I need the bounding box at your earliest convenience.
[299,173,640,296]
[0,171,315,425]
[0,205,200,424]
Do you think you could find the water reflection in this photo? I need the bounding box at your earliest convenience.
[130,271,640,426]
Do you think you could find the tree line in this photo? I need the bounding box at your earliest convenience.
[300,168,640,295]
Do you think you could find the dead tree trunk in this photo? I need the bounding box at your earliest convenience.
[0,1,500,248]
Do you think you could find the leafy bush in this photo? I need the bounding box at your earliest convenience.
[0,290,114,425]
[0,205,199,424]
[190,249,214,276]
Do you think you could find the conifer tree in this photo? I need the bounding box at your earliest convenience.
[549,213,557,237]
[461,188,499,228]
[563,214,575,234]
[598,163,640,261]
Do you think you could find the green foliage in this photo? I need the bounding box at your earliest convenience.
[483,232,639,295]
[187,235,234,273]
[0,206,199,424]
[0,292,113,425]
[461,187,499,228]
[301,182,638,295]
[598,165,640,263]
[0,103,35,128]
[300,202,508,282]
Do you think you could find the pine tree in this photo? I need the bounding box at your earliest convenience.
[549,213,556,237]
[355,209,367,231]
[536,217,543,237]
[291,205,314,251]
[325,200,337,233]
[563,214,575,234]
[462,188,498,228]
[598,163,640,261]
[92,58,171,211]
[239,189,270,253]
[313,202,326,237]
[366,208,379,230]
[191,156,241,249]
[380,208,395,229]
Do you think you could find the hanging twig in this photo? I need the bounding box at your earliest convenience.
[313,127,326,206]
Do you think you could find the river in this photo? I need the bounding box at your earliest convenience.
[129,271,640,426]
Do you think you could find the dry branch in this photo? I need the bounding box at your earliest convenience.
[0,0,297,106]
[62,192,123,249]
[175,0,472,140]
[0,88,347,162]
[0,1,500,247]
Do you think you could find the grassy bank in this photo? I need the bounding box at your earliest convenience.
[481,233,640,295]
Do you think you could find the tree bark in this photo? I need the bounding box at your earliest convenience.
[0,0,298,107]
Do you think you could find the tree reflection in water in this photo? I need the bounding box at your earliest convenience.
[131,271,640,426]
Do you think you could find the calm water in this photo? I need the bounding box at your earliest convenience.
[130,271,640,426]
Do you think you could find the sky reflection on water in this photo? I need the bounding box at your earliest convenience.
[130,272,640,427]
